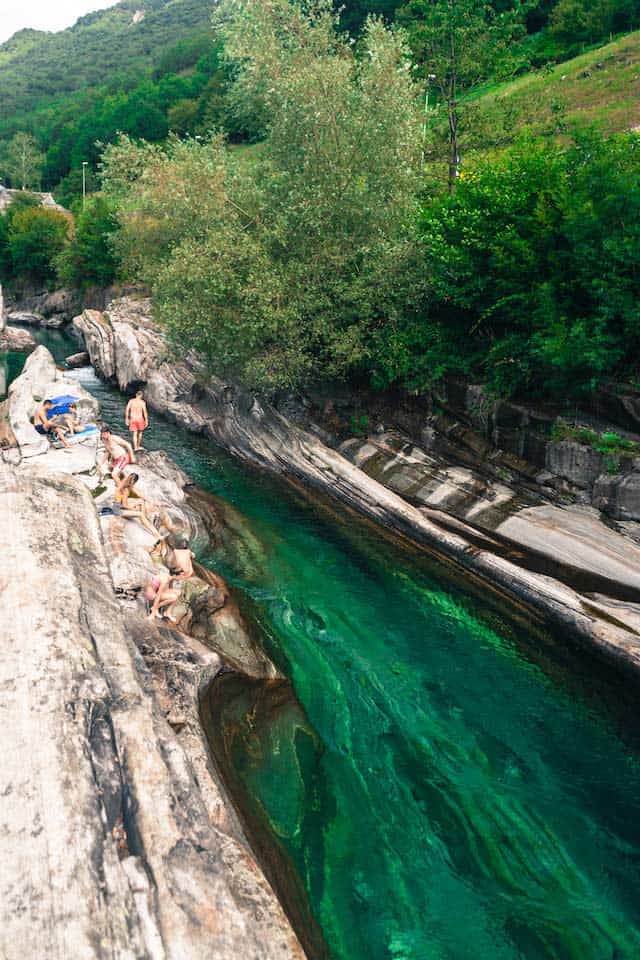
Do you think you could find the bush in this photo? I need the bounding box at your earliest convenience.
[414,130,640,399]
[56,196,119,289]
[0,196,69,288]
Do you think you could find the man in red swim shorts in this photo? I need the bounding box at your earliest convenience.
[125,390,149,452]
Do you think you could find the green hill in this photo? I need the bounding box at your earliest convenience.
[0,0,212,117]
[466,30,640,146]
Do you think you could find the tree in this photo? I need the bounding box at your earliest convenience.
[398,0,528,190]
[1,132,44,190]
[8,206,69,288]
[56,196,119,289]
[418,131,640,398]
[103,0,424,392]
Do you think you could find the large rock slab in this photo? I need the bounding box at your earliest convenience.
[496,504,640,595]
[0,463,304,960]
[8,346,99,460]
[0,325,37,353]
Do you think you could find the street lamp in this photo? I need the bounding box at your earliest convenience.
[421,74,437,171]
[82,161,88,208]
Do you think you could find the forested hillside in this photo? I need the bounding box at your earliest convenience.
[1,0,639,407]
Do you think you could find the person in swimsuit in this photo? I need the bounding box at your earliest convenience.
[50,402,84,438]
[100,427,136,479]
[114,471,158,538]
[33,400,71,449]
[125,391,149,453]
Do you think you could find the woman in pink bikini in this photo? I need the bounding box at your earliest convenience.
[125,391,149,452]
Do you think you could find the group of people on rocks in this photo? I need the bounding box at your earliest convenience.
[34,386,195,625]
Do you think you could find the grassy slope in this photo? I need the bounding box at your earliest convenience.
[467,31,640,139]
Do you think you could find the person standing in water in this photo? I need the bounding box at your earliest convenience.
[125,390,149,452]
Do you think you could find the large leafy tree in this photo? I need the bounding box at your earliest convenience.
[103,0,424,392]
[418,131,640,397]
[7,205,69,287]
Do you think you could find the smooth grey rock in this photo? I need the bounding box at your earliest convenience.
[546,440,604,488]
[6,310,45,326]
[496,503,640,593]
[593,471,640,521]
[8,346,99,460]
[2,351,306,960]
[0,464,304,960]
[65,350,90,368]
[0,325,37,353]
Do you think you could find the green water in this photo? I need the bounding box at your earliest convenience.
[9,339,640,959]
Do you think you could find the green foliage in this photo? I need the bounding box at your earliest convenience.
[0,132,44,189]
[5,204,69,288]
[416,130,640,398]
[551,421,640,472]
[103,0,423,393]
[0,1,233,196]
[56,196,120,290]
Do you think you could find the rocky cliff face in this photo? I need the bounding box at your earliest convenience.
[0,349,306,960]
[72,298,640,685]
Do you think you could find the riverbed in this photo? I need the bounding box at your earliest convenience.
[4,333,640,960]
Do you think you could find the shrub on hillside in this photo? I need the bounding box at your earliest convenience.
[411,131,640,398]
[56,196,120,290]
[8,205,70,288]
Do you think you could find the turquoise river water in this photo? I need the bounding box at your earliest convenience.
[4,334,640,960]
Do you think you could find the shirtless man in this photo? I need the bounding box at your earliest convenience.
[100,427,136,479]
[125,391,149,452]
[168,538,194,580]
[33,400,71,449]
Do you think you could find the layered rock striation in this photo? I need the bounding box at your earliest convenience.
[0,349,306,960]
[72,298,640,683]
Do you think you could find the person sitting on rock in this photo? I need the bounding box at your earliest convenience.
[51,402,84,438]
[33,400,71,449]
[114,471,158,538]
[145,572,182,624]
[167,537,195,581]
[100,426,136,479]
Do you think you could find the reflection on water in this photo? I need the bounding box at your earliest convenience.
[13,336,640,959]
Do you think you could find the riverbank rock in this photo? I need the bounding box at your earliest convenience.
[2,350,306,959]
[8,346,99,461]
[593,470,640,521]
[65,350,90,368]
[0,325,37,353]
[0,463,304,960]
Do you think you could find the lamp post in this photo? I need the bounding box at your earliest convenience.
[421,74,437,171]
[82,161,88,208]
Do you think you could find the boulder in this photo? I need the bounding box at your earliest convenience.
[8,346,99,459]
[0,325,37,353]
[73,309,117,380]
[593,470,640,521]
[546,440,605,488]
[65,350,90,368]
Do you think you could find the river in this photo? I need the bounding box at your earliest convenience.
[4,332,640,959]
